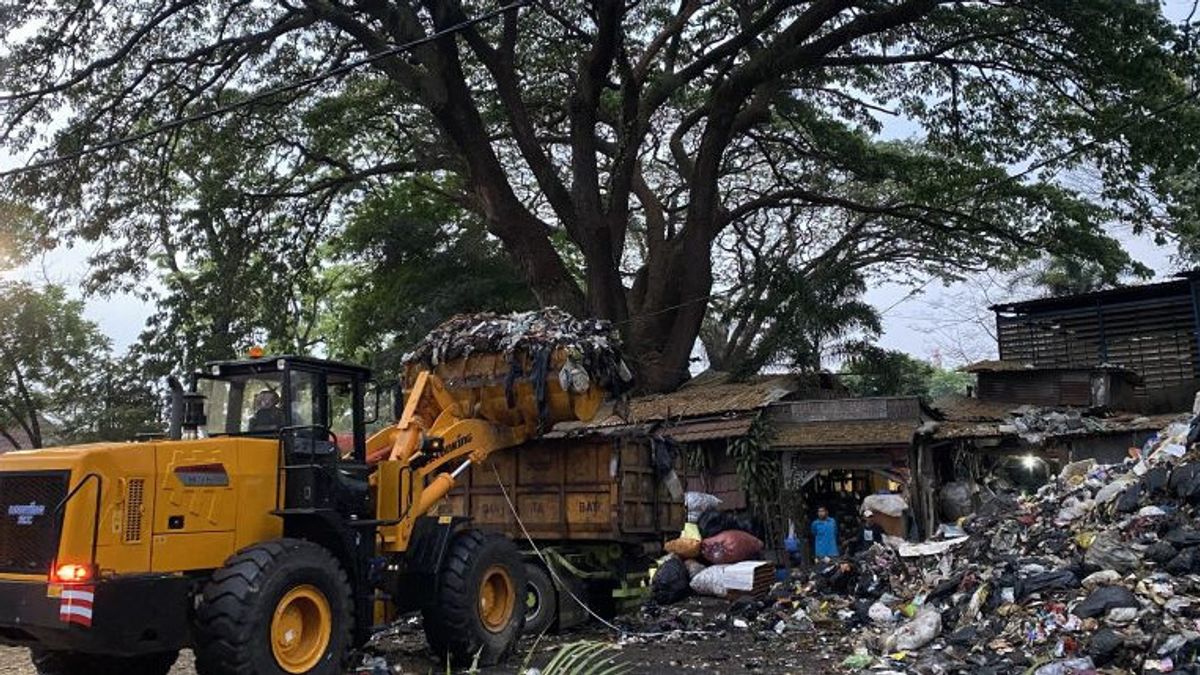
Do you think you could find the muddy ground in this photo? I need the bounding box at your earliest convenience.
[0,597,852,674]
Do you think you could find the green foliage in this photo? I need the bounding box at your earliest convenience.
[536,640,630,675]
[927,368,975,401]
[705,262,881,374]
[325,178,534,376]
[840,343,971,401]
[1013,255,1137,297]
[2,1,1199,390]
[0,282,157,448]
[726,417,780,519]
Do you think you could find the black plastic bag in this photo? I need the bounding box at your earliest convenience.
[697,509,741,539]
[1072,586,1139,618]
[1115,482,1143,513]
[1166,527,1200,548]
[1170,464,1200,501]
[1146,540,1179,564]
[1088,627,1123,664]
[1015,570,1078,599]
[651,556,690,605]
[1167,548,1200,575]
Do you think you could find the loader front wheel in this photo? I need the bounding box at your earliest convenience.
[30,649,178,675]
[423,529,526,666]
[194,539,352,675]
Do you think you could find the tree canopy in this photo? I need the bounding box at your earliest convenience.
[839,343,972,400]
[0,281,158,448]
[2,0,1198,391]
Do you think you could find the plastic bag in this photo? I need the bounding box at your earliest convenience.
[1016,570,1078,599]
[664,537,702,559]
[939,481,975,521]
[685,491,722,518]
[862,493,907,518]
[701,530,763,565]
[557,359,591,393]
[884,606,942,651]
[1084,532,1139,573]
[697,509,741,538]
[684,559,706,578]
[689,565,728,597]
[650,555,690,605]
[868,602,896,624]
[1072,586,1139,618]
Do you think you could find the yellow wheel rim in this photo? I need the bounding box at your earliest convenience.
[479,565,516,633]
[271,585,332,673]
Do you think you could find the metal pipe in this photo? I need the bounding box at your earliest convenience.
[167,376,184,440]
[451,459,472,478]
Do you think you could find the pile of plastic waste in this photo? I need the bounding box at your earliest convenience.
[402,308,633,426]
[793,414,1200,673]
[651,493,774,603]
[403,307,628,378]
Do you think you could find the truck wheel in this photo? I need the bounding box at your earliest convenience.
[523,562,557,636]
[30,649,178,675]
[423,530,526,666]
[194,539,353,675]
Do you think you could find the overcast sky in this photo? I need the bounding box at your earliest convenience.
[3,1,1196,368]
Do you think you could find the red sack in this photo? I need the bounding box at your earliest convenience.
[700,529,763,565]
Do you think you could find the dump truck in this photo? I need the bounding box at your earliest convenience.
[441,433,683,635]
[0,320,621,674]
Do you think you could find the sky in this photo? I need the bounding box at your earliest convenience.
[3,0,1197,367]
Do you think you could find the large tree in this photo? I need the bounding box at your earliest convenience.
[2,1,1198,391]
[0,282,110,448]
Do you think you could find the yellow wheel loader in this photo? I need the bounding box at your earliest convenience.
[0,347,607,674]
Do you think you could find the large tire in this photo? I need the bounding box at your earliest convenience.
[523,561,557,636]
[29,649,178,675]
[423,530,526,666]
[194,539,353,675]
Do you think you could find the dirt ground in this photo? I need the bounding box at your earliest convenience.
[0,638,845,675]
[0,597,851,674]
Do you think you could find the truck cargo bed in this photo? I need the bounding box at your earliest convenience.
[439,435,682,543]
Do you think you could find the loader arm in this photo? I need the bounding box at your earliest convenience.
[366,370,540,553]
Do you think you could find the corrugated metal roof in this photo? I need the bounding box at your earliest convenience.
[628,375,802,421]
[770,420,918,449]
[661,416,755,443]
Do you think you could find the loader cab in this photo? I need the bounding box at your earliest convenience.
[191,355,373,462]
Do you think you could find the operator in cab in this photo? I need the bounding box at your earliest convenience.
[248,388,285,431]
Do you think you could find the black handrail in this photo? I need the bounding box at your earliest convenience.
[53,472,103,571]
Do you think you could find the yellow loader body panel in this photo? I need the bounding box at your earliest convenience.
[0,438,281,579]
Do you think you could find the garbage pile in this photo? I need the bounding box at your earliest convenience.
[402,308,633,426]
[1004,406,1109,444]
[804,415,1200,673]
[652,493,774,604]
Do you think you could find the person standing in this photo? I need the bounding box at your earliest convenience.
[810,506,839,561]
[849,509,888,555]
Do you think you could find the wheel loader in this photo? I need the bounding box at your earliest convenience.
[0,344,609,674]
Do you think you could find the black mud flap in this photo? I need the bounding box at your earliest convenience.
[387,515,470,613]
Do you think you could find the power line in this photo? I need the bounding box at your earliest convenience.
[0,0,531,179]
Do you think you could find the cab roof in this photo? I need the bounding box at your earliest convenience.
[200,354,372,378]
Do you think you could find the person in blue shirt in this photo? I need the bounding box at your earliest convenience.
[811,505,839,561]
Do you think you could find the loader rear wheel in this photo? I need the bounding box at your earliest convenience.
[29,648,178,675]
[523,561,557,636]
[194,539,352,675]
[423,529,526,666]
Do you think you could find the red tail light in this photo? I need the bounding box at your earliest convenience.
[51,563,93,584]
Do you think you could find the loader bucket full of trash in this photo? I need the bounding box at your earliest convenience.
[401,307,632,435]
